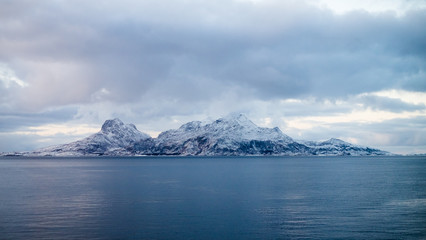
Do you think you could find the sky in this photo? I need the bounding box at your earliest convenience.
[0,0,425,154]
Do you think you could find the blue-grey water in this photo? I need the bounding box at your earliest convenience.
[0,156,425,239]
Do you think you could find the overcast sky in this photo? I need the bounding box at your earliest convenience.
[1,0,425,154]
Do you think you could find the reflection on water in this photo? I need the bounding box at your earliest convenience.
[387,198,426,207]
[0,156,425,239]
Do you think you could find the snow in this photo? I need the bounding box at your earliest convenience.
[26,114,390,156]
[158,113,293,144]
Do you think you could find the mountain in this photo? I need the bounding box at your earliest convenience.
[31,118,151,156]
[21,114,389,156]
[129,114,389,156]
[300,138,389,156]
[130,113,310,155]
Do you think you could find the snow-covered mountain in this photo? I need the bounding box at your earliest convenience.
[31,118,151,156]
[130,113,310,155]
[129,114,389,156]
[300,138,389,156]
[20,114,389,156]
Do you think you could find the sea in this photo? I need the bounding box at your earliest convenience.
[0,156,425,239]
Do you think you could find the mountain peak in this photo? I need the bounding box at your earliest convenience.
[223,113,249,121]
[324,138,348,145]
[179,121,202,131]
[215,113,256,128]
[32,118,151,156]
[101,118,124,133]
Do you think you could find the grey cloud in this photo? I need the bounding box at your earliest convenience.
[1,1,425,111]
[0,107,78,132]
[358,95,425,112]
[291,116,426,154]
[0,133,41,152]
[357,116,426,147]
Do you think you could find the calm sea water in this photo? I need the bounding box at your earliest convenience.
[0,156,425,239]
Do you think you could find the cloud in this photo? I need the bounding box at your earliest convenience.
[313,0,426,16]
[2,1,425,109]
[357,95,425,112]
[0,0,425,153]
[0,106,78,132]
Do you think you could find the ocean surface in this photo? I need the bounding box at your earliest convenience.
[0,156,425,239]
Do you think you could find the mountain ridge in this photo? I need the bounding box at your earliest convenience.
[4,114,390,156]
